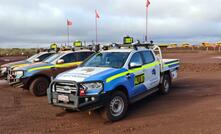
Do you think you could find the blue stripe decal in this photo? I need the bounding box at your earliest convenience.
[168,63,180,68]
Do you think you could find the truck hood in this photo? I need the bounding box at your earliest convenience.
[12,62,53,71]
[55,67,128,82]
[1,60,29,68]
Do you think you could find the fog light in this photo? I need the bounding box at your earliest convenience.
[52,99,57,103]
[85,98,89,102]
[91,97,95,101]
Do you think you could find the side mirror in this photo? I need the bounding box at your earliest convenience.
[129,62,142,69]
[34,58,40,62]
[56,59,64,64]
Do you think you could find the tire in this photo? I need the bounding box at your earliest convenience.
[101,91,128,122]
[159,74,171,94]
[29,77,50,97]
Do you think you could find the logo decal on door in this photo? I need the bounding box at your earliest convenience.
[134,73,145,85]
[152,69,156,75]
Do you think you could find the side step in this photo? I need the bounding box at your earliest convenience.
[130,88,159,104]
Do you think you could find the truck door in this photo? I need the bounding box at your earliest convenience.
[141,51,160,89]
[52,53,76,76]
[53,52,94,77]
[37,53,54,62]
[129,52,146,97]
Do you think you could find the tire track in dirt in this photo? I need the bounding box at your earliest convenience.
[1,52,221,133]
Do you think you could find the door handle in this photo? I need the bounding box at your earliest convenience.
[152,69,156,75]
[126,73,131,79]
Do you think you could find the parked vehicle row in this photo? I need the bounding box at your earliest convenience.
[0,52,55,79]
[0,39,180,121]
[6,50,94,96]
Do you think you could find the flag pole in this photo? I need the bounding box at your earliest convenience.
[67,20,70,46]
[145,0,150,42]
[95,13,98,45]
[145,5,148,42]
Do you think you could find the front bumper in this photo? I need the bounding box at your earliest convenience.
[0,72,7,80]
[47,80,108,111]
[7,74,29,88]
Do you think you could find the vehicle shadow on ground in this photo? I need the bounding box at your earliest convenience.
[3,77,218,125]
[52,77,221,124]
[123,77,220,121]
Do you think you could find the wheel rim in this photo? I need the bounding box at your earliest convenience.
[110,96,124,117]
[36,81,48,94]
[164,79,169,92]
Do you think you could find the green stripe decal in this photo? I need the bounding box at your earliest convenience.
[164,61,180,67]
[27,62,82,72]
[28,65,54,72]
[106,61,160,83]
[106,71,129,83]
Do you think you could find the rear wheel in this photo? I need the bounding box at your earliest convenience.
[101,91,128,122]
[30,77,49,97]
[159,74,171,94]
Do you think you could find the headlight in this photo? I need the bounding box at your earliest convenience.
[0,67,7,73]
[81,82,103,94]
[14,71,24,78]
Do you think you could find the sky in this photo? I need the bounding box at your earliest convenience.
[0,0,221,48]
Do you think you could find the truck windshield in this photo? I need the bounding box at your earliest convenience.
[43,53,63,63]
[81,52,130,68]
[27,53,40,62]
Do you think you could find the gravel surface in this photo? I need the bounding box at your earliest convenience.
[0,51,221,134]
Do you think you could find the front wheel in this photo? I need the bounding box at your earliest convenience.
[29,77,50,97]
[159,74,171,94]
[101,91,128,122]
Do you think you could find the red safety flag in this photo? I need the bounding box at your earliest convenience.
[95,10,100,19]
[146,0,150,7]
[67,19,72,26]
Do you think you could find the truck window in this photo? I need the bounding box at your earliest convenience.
[75,52,94,61]
[85,52,95,58]
[62,53,76,63]
[129,53,143,66]
[38,53,53,61]
[44,53,62,63]
[27,53,40,62]
[140,51,155,64]
[81,52,129,68]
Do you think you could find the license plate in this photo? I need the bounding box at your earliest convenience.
[58,94,69,102]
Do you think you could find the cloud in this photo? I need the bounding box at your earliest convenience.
[0,0,220,48]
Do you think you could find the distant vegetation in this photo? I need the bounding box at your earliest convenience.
[0,48,38,57]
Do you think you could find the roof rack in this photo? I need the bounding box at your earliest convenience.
[132,40,154,50]
[107,40,155,51]
[76,40,155,52]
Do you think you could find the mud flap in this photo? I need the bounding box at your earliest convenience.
[170,70,178,79]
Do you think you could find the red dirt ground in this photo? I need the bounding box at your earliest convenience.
[0,51,221,134]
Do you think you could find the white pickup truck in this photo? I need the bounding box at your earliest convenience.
[47,43,180,121]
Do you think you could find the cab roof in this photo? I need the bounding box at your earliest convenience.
[101,48,150,53]
[102,49,133,53]
[58,50,93,54]
[75,49,94,52]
